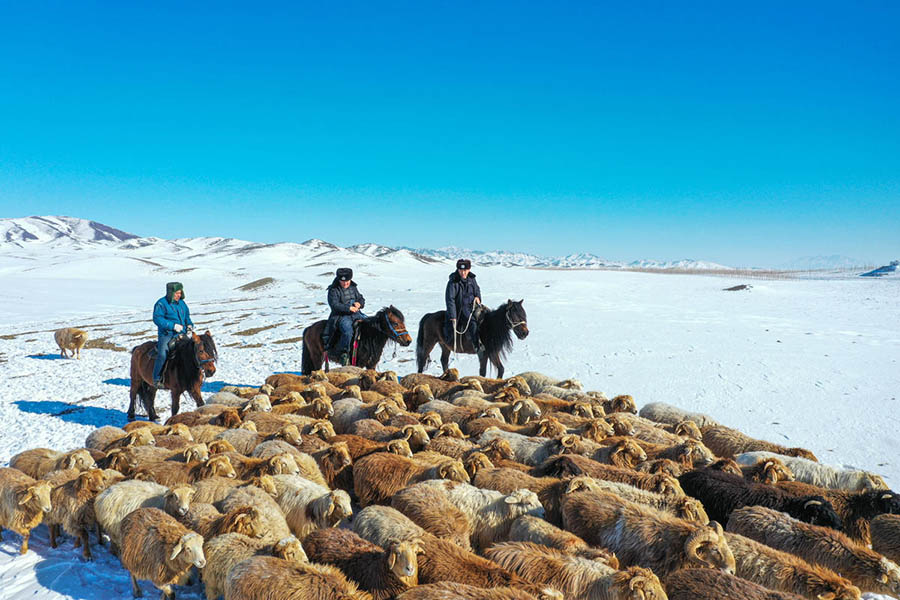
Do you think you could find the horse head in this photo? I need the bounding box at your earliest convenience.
[506,300,529,340]
[380,306,413,346]
[192,331,217,377]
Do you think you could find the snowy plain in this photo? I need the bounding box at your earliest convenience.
[0,220,898,599]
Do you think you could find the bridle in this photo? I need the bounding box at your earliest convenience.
[383,311,409,341]
[506,305,527,330]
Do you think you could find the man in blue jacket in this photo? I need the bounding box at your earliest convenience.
[322,268,366,366]
[152,281,194,388]
[446,258,481,352]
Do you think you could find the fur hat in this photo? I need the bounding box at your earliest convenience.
[336,268,353,281]
[456,259,472,270]
[166,281,185,302]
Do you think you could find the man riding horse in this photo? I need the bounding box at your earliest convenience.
[322,267,366,366]
[152,281,194,388]
[446,258,482,355]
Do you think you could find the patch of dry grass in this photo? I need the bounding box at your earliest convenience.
[233,322,285,337]
[273,336,304,344]
[84,337,127,352]
[235,277,275,291]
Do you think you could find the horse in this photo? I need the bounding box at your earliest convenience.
[416,299,529,378]
[128,330,218,421]
[301,306,412,374]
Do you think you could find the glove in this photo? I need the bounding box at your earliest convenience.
[173,324,184,333]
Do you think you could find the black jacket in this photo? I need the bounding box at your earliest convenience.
[445,271,481,321]
[327,279,365,317]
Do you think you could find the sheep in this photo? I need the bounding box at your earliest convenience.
[0,467,52,554]
[94,479,195,549]
[425,434,479,459]
[273,395,334,419]
[702,425,818,461]
[638,402,720,429]
[119,507,207,599]
[9,447,97,479]
[270,474,352,539]
[332,397,403,433]
[168,405,242,429]
[190,475,275,505]
[707,457,744,477]
[206,439,236,455]
[567,476,709,524]
[55,326,89,358]
[218,452,301,480]
[328,434,413,460]
[353,451,469,506]
[871,514,900,566]
[44,468,115,559]
[452,394,542,426]
[601,394,638,415]
[724,531,862,600]
[513,371,583,397]
[213,423,261,454]
[466,416,569,439]
[735,451,888,492]
[569,436,648,469]
[720,455,796,484]
[485,542,667,600]
[303,528,420,600]
[348,420,431,450]
[132,455,238,487]
[507,515,619,563]
[561,488,735,577]
[86,426,156,452]
[224,556,373,600]
[727,505,900,597]
[478,429,565,466]
[399,479,543,551]
[396,582,557,600]
[534,454,685,497]
[217,480,292,545]
[246,442,327,480]
[665,568,806,600]
[604,437,714,469]
[177,502,264,541]
[636,458,685,478]
[391,482,475,550]
[119,443,209,470]
[418,399,498,426]
[201,534,307,600]
[679,469,843,530]
[776,480,900,543]
[239,411,313,436]
[351,505,551,595]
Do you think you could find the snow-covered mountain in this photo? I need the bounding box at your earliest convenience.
[0,216,738,270]
[779,255,872,270]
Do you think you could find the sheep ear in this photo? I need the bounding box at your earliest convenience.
[879,573,889,584]
[374,404,385,415]
[504,494,519,504]
[387,548,397,569]
[170,539,184,561]
[817,593,836,600]
[803,499,823,509]
[18,489,34,505]
[512,401,522,412]
[882,493,894,500]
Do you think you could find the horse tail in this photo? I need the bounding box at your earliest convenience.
[301,334,314,376]
[137,381,156,415]
[416,313,430,372]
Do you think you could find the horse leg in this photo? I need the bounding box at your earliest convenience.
[170,389,181,418]
[490,353,504,379]
[479,352,489,377]
[127,380,140,421]
[440,345,451,373]
[417,333,438,373]
[188,381,204,409]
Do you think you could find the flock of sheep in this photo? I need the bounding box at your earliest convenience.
[3,367,900,600]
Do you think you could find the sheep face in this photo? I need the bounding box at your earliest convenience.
[255,474,278,497]
[308,420,336,440]
[230,507,266,539]
[247,394,272,413]
[652,474,684,497]
[876,557,900,596]
[387,439,413,458]
[673,420,702,440]
[309,370,328,382]
[503,489,543,518]
[312,397,335,419]
[402,425,430,449]
[677,497,710,525]
[342,385,362,400]
[638,459,683,478]
[612,566,667,600]
[213,455,240,478]
[799,497,843,530]
[327,443,353,469]
[268,454,300,476]
[438,460,470,483]
[326,490,353,525]
[75,469,107,494]
[708,458,743,477]
[440,368,459,381]
[510,400,541,425]
[273,536,308,563]
[127,428,156,447]
[809,578,862,600]
[164,424,194,440]
[387,540,420,581]
[436,423,466,439]
[482,438,516,461]
[463,453,493,477]
[606,414,635,437]
[572,402,595,419]
[373,401,400,423]
[609,395,638,414]
[583,419,615,442]
[165,486,195,517]
[277,425,302,445]
[866,473,890,491]
[481,407,506,422]
[379,370,399,383]
[207,440,236,455]
[65,449,97,471]
[536,418,567,438]
[184,444,209,463]
[877,491,900,514]
[685,522,735,574]
[612,440,647,469]
[760,459,794,483]
[419,412,443,428]
[21,482,52,513]
[412,385,434,404]
[170,532,206,569]
[218,408,242,429]
[684,440,715,467]
[259,383,275,395]
[506,376,532,396]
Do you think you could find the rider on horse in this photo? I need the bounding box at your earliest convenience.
[322,267,366,366]
[446,258,482,354]
[152,281,193,388]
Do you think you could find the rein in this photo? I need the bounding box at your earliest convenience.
[383,311,409,340]
[506,309,527,329]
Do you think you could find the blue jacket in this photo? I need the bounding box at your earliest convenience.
[327,280,366,317]
[153,297,194,336]
[445,271,481,321]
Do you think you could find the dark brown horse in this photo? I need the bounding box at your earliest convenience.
[416,299,528,378]
[128,330,218,421]
[301,306,412,374]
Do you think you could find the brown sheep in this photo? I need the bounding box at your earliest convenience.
[0,467,52,554]
[119,507,206,600]
[44,468,115,560]
[201,534,307,600]
[392,481,475,550]
[190,475,276,505]
[396,582,557,600]
[303,528,420,600]
[636,458,685,477]
[871,514,900,566]
[702,425,818,461]
[533,454,685,497]
[463,452,496,478]
[507,515,618,564]
[328,434,413,461]
[562,488,735,577]
[224,556,373,600]
[167,405,242,429]
[564,476,709,524]
[219,452,300,480]
[707,457,744,477]
[9,447,97,479]
[353,451,470,506]
[486,542,667,600]
[179,504,266,541]
[665,568,805,600]
[570,436,648,469]
[132,455,237,486]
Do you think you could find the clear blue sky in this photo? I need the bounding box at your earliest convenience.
[1,1,898,266]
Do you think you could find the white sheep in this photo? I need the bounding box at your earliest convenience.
[638,402,720,429]
[94,479,195,549]
[477,429,563,466]
[270,474,352,539]
[9,447,97,479]
[735,451,888,492]
[217,480,292,544]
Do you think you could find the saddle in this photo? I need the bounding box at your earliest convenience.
[147,335,186,388]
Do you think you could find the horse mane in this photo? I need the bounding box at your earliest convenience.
[355,307,401,367]
[199,332,218,362]
[479,302,514,358]
[172,337,200,392]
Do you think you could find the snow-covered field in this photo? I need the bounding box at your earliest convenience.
[1,220,898,599]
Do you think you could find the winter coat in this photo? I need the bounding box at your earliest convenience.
[445,271,481,322]
[327,279,366,316]
[153,297,193,336]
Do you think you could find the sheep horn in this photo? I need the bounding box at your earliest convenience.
[803,500,823,509]
[684,526,718,560]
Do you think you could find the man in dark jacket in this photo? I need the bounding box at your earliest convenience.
[445,258,481,352]
[323,267,366,365]
[152,281,194,388]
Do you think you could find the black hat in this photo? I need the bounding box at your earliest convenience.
[456,259,471,270]
[336,268,353,281]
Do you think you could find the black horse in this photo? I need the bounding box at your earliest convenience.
[416,299,529,377]
[301,306,413,374]
[128,331,218,421]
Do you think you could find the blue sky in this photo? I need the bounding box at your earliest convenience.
[1,1,898,266]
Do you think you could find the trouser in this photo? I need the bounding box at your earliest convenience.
[152,332,176,382]
[335,313,365,353]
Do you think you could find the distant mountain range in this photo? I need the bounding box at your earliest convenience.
[3,216,890,273]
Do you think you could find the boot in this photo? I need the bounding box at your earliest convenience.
[338,351,350,367]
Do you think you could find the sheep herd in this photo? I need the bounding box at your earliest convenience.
[2,367,900,600]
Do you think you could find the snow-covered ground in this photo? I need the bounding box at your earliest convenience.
[1,222,898,599]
